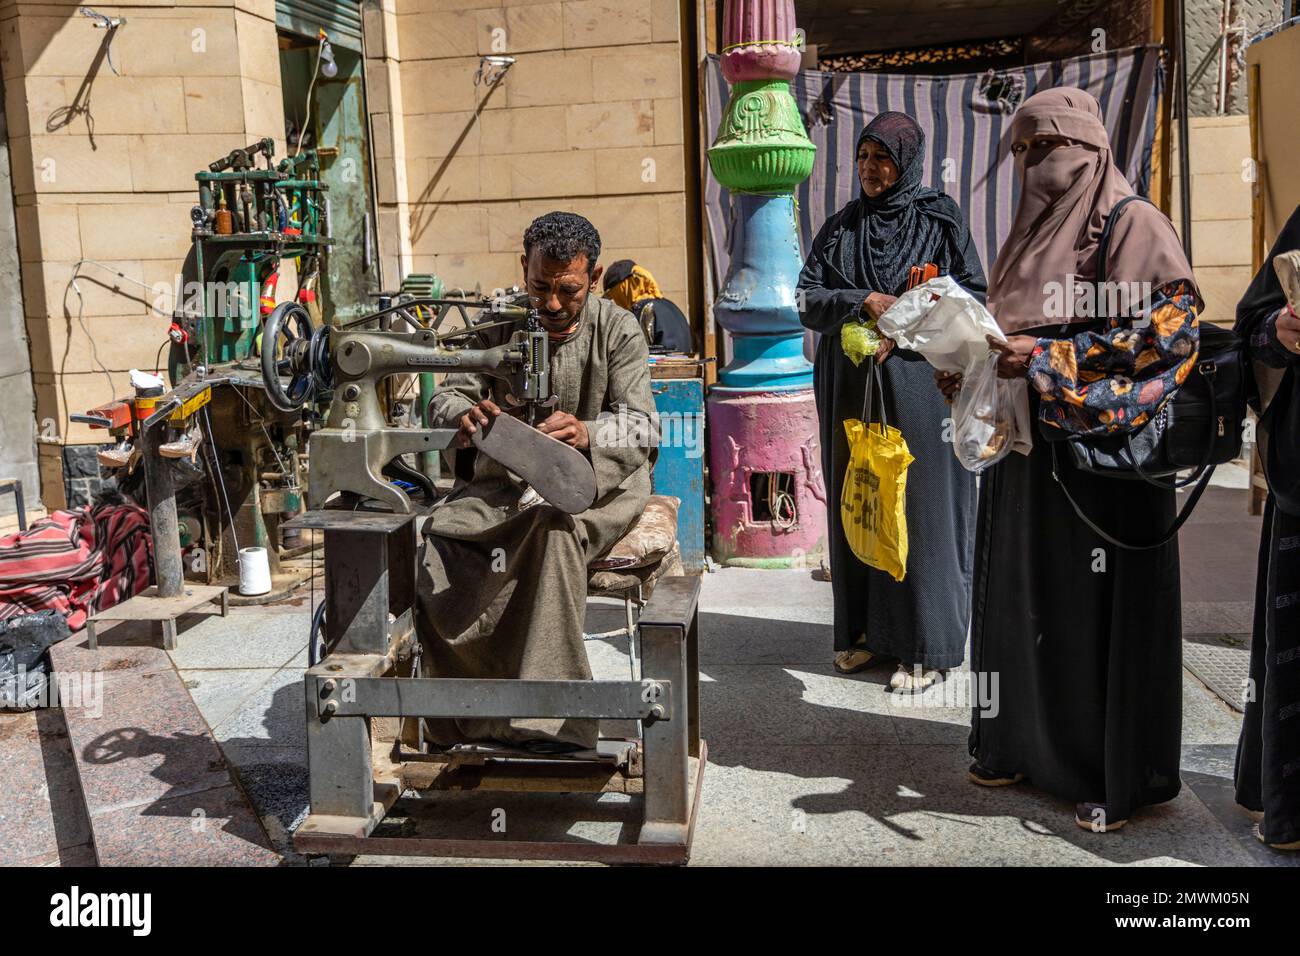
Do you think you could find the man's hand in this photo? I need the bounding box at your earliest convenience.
[875,337,895,364]
[537,410,589,450]
[455,398,503,448]
[987,334,1037,379]
[861,292,898,323]
[1277,304,1300,354]
[935,369,963,405]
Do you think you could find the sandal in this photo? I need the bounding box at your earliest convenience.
[1075,802,1128,832]
[968,762,1024,787]
[833,635,877,674]
[833,648,877,674]
[890,663,942,694]
[1255,823,1300,851]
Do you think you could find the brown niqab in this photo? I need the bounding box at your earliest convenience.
[987,87,1199,333]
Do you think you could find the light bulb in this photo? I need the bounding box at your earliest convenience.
[319,39,337,77]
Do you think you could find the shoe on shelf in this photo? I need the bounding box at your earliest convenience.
[890,663,942,694]
[968,762,1024,787]
[159,428,203,462]
[1075,802,1128,832]
[96,441,134,469]
[1255,822,1300,851]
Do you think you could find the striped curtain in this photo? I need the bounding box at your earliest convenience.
[703,45,1165,295]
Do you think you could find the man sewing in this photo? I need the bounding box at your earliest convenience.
[415,211,658,753]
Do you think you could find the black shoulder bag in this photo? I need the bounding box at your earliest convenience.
[1041,195,1248,549]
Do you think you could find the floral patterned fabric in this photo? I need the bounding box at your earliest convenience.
[1028,279,1200,437]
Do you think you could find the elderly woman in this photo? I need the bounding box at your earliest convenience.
[798,111,986,692]
[1233,207,1300,851]
[940,88,1201,832]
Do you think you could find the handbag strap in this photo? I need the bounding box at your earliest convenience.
[861,357,889,434]
[1095,194,1149,291]
[1050,442,1214,550]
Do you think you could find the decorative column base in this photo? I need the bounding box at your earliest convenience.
[707,388,827,567]
[715,333,813,390]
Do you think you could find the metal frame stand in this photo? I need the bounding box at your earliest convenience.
[86,397,228,651]
[286,507,704,864]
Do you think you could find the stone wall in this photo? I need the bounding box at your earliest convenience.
[0,1,287,508]
[371,0,695,314]
[1171,115,1256,325]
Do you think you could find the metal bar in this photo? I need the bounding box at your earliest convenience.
[639,574,702,631]
[305,676,375,821]
[294,831,691,866]
[315,676,672,721]
[639,621,691,843]
[687,603,701,758]
[324,528,391,655]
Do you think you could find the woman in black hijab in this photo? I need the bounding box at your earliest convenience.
[797,111,986,690]
[1234,204,1300,851]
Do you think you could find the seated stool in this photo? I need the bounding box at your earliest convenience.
[586,494,682,680]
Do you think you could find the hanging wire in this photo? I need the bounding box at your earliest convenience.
[200,404,240,556]
[294,39,327,158]
[769,477,797,530]
[77,7,125,76]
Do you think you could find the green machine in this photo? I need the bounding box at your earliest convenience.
[163,138,333,597]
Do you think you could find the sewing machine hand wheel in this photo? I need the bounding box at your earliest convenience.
[261,302,317,411]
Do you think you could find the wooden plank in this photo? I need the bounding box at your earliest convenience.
[88,584,226,622]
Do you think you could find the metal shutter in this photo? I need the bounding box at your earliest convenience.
[275,0,364,54]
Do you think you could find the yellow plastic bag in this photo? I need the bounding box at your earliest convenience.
[840,364,913,581]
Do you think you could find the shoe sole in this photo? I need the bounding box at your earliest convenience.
[1075,815,1128,833]
[968,771,1024,787]
[834,659,875,675]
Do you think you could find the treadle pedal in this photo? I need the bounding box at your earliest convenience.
[406,737,640,770]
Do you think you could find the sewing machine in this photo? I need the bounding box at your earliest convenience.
[259,294,596,514]
[271,296,704,864]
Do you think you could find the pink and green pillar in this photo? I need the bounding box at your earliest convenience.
[707,0,827,567]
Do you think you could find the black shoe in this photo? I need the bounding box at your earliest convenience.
[1075,802,1127,832]
[968,762,1024,787]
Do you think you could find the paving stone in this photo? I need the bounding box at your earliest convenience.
[89,784,277,867]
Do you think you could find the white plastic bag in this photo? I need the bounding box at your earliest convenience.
[951,352,1016,471]
[876,275,1003,373]
[876,275,1032,470]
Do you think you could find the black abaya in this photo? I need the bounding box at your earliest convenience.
[1233,204,1300,846]
[797,113,987,665]
[969,390,1184,820]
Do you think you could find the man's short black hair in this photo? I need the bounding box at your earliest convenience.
[523,211,601,272]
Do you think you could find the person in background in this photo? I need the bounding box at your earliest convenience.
[1233,204,1300,852]
[603,259,694,353]
[798,111,986,693]
[940,87,1201,832]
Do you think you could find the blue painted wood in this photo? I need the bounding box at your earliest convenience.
[651,379,706,573]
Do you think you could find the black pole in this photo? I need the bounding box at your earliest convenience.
[1175,0,1193,264]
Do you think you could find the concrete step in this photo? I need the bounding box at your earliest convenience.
[0,708,95,866]
[49,622,280,866]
